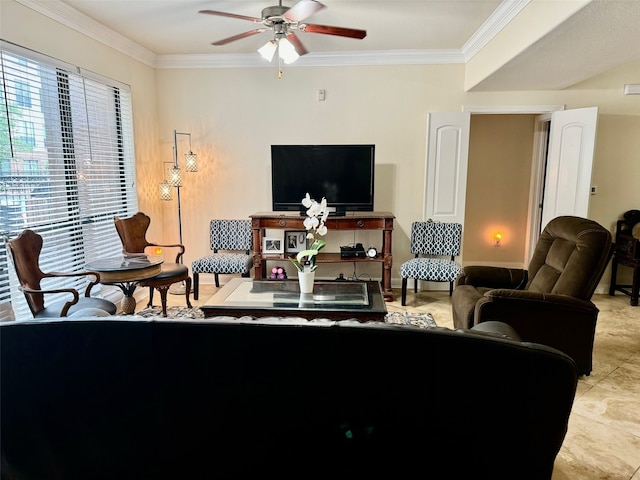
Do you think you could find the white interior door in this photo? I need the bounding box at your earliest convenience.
[424,112,470,224]
[539,107,599,230]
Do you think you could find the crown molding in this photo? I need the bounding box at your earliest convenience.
[155,49,465,69]
[462,0,530,61]
[17,0,503,70]
[15,0,157,67]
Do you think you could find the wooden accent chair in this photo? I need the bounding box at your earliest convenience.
[113,212,192,316]
[452,215,613,376]
[5,229,117,318]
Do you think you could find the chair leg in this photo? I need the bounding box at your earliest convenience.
[193,273,199,300]
[414,278,418,294]
[214,273,220,288]
[147,286,155,308]
[157,286,169,317]
[449,281,454,296]
[401,278,408,306]
[184,277,193,308]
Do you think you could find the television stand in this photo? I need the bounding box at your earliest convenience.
[298,209,346,217]
[250,211,395,301]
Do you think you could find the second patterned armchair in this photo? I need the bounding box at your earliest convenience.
[191,219,253,300]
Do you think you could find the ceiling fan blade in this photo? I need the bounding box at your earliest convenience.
[286,32,308,56]
[211,29,268,46]
[199,9,262,23]
[301,23,367,39]
[283,0,325,22]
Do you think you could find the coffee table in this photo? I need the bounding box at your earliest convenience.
[201,278,387,322]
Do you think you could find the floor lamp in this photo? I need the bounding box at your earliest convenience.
[160,129,198,295]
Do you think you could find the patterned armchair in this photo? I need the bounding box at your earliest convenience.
[400,221,462,306]
[191,219,253,300]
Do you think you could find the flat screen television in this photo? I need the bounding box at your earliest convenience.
[271,144,375,214]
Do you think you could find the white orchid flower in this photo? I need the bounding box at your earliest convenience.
[320,198,329,222]
[289,194,329,272]
[307,203,322,218]
[303,216,319,231]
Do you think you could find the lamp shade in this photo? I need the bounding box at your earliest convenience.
[185,151,198,172]
[168,165,182,187]
[159,180,172,201]
[278,38,299,64]
[258,40,277,62]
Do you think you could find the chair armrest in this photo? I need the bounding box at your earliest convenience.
[45,271,101,297]
[475,289,599,376]
[476,289,598,329]
[20,286,80,316]
[455,266,527,289]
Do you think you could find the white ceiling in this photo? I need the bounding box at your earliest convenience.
[17,0,640,91]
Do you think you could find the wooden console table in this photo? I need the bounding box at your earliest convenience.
[250,212,395,300]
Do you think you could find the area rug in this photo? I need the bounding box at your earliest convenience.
[383,311,437,328]
[136,306,436,328]
[136,306,205,319]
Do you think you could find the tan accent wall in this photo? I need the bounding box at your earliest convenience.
[464,115,535,265]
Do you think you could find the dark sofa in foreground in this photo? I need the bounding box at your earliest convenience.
[1,317,578,480]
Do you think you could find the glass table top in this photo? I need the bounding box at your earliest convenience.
[227,280,369,306]
[86,254,163,272]
[204,278,387,315]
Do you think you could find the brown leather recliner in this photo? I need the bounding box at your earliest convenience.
[452,216,613,376]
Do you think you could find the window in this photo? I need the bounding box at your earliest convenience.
[0,41,138,320]
[15,119,36,147]
[14,79,31,108]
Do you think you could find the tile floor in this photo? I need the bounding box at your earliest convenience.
[158,283,640,480]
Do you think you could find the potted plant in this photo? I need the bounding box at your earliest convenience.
[289,193,328,292]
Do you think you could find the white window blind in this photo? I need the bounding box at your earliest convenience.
[0,41,138,320]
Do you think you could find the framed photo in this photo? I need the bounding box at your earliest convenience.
[263,237,283,254]
[285,231,308,254]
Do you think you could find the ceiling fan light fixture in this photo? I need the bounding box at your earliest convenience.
[258,40,278,62]
[278,38,299,64]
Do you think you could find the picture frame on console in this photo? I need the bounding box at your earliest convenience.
[263,237,283,255]
[285,231,307,254]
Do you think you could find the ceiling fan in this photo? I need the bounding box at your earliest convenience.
[199,0,367,64]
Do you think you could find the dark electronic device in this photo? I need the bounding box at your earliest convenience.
[340,243,366,258]
[271,144,375,214]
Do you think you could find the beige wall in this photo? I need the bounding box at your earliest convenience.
[3,0,639,289]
